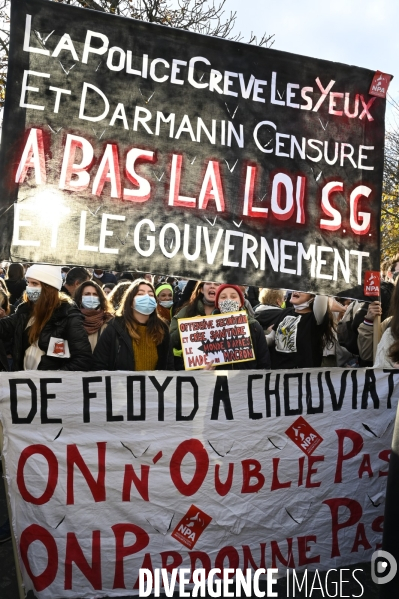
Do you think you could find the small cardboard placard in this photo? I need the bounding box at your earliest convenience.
[178,311,254,370]
[171,504,212,550]
[285,416,323,456]
[364,271,380,297]
[369,71,392,98]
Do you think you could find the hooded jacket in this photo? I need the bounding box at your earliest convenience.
[93,316,173,371]
[0,300,93,371]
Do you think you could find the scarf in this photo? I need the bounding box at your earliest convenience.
[81,308,112,335]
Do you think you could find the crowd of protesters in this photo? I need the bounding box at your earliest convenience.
[0,257,399,375]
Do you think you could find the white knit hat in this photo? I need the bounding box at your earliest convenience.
[25,264,63,290]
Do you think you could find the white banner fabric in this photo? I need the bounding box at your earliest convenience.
[0,368,398,598]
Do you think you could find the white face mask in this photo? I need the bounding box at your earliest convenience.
[26,286,41,302]
[294,299,314,311]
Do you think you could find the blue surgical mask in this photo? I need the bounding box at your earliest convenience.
[82,296,100,309]
[159,300,173,309]
[26,286,41,302]
[135,294,157,315]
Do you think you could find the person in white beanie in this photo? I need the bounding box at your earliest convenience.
[0,264,93,371]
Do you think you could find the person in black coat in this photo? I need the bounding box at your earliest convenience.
[0,264,93,371]
[210,284,271,370]
[93,279,173,371]
[5,262,27,306]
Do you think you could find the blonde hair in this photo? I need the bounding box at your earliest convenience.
[259,288,284,307]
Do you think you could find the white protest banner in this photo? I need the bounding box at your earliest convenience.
[178,311,254,370]
[0,368,398,598]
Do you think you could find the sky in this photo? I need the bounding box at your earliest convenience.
[227,0,399,128]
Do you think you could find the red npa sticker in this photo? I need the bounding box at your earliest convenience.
[364,271,380,297]
[285,416,323,456]
[369,71,392,98]
[171,504,212,550]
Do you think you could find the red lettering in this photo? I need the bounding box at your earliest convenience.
[122,464,149,502]
[112,523,149,588]
[297,535,320,566]
[358,454,373,478]
[214,463,234,496]
[215,546,239,578]
[378,449,390,477]
[124,148,155,202]
[241,459,265,493]
[323,497,362,558]
[189,551,212,582]
[20,524,58,591]
[271,538,295,568]
[133,552,155,590]
[170,439,209,496]
[271,457,291,490]
[198,160,225,211]
[15,128,46,185]
[65,531,102,590]
[66,442,106,505]
[92,143,121,198]
[334,429,363,483]
[306,455,324,488]
[160,551,183,584]
[59,134,94,191]
[17,444,58,505]
[351,523,372,553]
[243,543,267,570]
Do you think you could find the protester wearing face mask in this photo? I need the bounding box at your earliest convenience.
[93,279,173,371]
[74,281,114,352]
[0,264,93,371]
[155,282,174,322]
[170,281,220,369]
[210,285,270,370]
[256,291,334,369]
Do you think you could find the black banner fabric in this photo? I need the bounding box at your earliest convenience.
[0,0,385,297]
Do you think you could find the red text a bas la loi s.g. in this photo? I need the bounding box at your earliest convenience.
[17,127,373,235]
[16,433,389,506]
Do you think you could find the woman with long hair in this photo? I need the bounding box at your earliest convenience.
[256,291,334,369]
[0,264,93,371]
[170,281,220,369]
[74,281,114,351]
[5,262,27,305]
[93,279,172,370]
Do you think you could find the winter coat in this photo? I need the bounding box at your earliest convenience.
[0,300,93,371]
[93,316,173,371]
[5,279,27,306]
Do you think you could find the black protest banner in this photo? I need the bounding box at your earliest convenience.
[0,0,385,297]
[178,311,254,369]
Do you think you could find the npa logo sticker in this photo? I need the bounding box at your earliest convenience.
[364,271,380,297]
[285,416,323,456]
[171,504,212,550]
[369,71,392,98]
